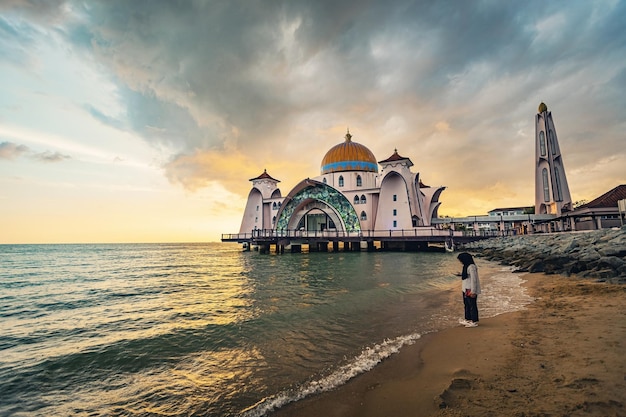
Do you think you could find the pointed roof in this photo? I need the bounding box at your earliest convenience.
[378,149,414,166]
[249,169,280,182]
[580,184,626,209]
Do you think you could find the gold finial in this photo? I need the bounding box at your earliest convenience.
[345,127,352,142]
[538,102,548,113]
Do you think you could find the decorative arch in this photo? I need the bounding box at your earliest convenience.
[275,180,361,232]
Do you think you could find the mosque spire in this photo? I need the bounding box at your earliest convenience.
[345,127,352,142]
[534,102,572,216]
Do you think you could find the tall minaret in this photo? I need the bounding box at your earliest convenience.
[534,102,572,215]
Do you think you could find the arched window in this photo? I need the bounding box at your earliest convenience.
[272,216,276,224]
[353,195,360,205]
[338,176,344,187]
[278,202,282,207]
[554,167,562,201]
[548,130,556,155]
[539,131,546,156]
[272,202,277,210]
[393,209,397,216]
[542,168,550,202]
[356,175,362,187]
[360,195,366,204]
[323,177,327,184]
[360,211,367,220]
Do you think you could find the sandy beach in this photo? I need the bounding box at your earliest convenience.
[271,272,626,417]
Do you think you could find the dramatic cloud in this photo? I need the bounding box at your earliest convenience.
[1,0,625,223]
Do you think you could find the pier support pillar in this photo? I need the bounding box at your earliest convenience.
[332,241,339,252]
[290,244,302,253]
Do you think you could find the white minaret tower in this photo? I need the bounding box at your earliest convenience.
[534,102,572,215]
[239,169,281,233]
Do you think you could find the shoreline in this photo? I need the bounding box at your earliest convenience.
[270,272,626,417]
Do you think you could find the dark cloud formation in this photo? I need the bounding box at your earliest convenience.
[3,0,625,211]
[0,141,30,160]
[0,141,70,163]
[32,150,71,163]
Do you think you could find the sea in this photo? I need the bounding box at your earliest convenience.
[0,242,533,417]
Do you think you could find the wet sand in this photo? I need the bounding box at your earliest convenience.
[271,273,626,417]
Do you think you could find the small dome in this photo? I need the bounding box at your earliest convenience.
[321,131,378,174]
[538,102,548,113]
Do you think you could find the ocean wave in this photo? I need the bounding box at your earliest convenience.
[240,332,422,417]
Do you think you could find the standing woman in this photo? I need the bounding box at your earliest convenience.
[457,252,481,328]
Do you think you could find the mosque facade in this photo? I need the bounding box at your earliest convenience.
[238,131,445,237]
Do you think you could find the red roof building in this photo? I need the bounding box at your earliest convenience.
[562,184,626,230]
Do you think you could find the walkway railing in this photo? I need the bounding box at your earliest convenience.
[221,228,509,241]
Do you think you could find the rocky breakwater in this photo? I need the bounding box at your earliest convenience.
[462,226,626,283]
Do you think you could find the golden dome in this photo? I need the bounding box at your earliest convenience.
[321,131,378,174]
[538,102,548,113]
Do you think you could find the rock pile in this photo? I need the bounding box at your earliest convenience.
[462,226,626,283]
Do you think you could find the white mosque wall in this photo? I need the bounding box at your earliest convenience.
[535,158,553,214]
[419,185,445,226]
[317,171,378,190]
[239,188,264,233]
[374,173,413,230]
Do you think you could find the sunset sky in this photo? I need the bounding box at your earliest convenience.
[1,0,625,244]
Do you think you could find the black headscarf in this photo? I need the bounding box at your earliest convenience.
[457,252,475,280]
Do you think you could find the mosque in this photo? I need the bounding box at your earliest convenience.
[237,130,446,241]
[225,103,624,251]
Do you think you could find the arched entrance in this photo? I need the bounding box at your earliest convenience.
[295,204,341,232]
[275,180,361,233]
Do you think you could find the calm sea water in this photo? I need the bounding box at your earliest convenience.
[0,243,532,417]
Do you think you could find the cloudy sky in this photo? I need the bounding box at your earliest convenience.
[1,0,624,243]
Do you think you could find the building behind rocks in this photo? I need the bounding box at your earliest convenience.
[463,226,626,283]
[558,184,626,231]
